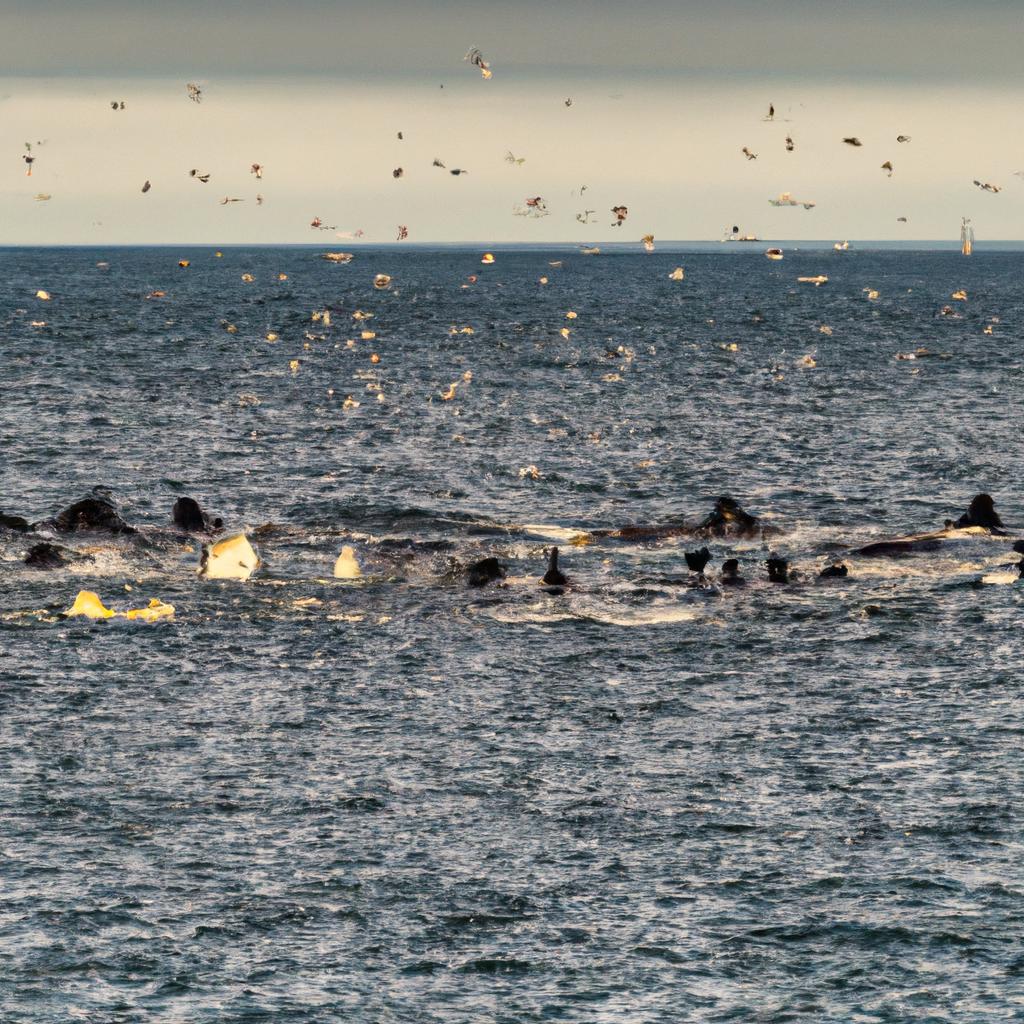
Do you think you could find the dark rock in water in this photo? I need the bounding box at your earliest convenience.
[542,547,567,586]
[698,496,760,538]
[49,497,135,534]
[766,556,789,583]
[819,563,849,578]
[684,546,711,574]
[467,557,506,586]
[1014,540,1024,555]
[0,512,32,533]
[173,496,212,533]
[955,493,1006,533]
[24,542,70,568]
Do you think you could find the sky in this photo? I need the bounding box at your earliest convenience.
[2,0,1024,244]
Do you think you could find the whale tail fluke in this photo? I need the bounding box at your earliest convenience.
[956,493,1005,532]
[685,546,712,574]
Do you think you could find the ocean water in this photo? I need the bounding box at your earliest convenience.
[2,245,1023,1022]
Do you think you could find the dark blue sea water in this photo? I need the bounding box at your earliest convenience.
[2,246,1023,1022]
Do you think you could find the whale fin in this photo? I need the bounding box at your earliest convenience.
[200,533,259,580]
[542,546,568,586]
[333,545,362,579]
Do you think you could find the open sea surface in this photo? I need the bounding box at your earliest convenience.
[2,245,1023,1022]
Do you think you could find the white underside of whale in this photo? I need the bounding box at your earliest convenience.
[200,533,259,580]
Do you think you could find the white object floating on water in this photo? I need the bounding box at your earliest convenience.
[980,567,1022,585]
[200,533,259,580]
[797,275,828,285]
[333,545,362,579]
[765,248,784,260]
[668,267,685,280]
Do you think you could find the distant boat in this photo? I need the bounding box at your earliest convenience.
[723,225,760,242]
[961,217,974,256]
[769,191,816,210]
[833,240,850,252]
[765,248,784,260]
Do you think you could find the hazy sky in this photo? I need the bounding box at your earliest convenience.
[3,0,1024,243]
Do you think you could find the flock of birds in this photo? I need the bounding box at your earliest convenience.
[15,53,1023,242]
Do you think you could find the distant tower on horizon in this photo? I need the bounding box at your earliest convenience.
[961,216,974,256]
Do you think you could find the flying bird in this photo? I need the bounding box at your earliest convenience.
[896,135,911,143]
[189,169,211,183]
[881,160,894,177]
[432,158,446,168]
[742,147,758,160]
[464,47,492,79]
[219,196,244,204]
[449,168,468,176]
[393,167,404,178]
[610,205,628,226]
[186,82,202,103]
[766,103,775,120]
[842,137,863,147]
[505,151,526,165]
[141,180,151,193]
[396,224,409,240]
[250,163,263,178]
[973,180,1002,193]
[785,135,795,151]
